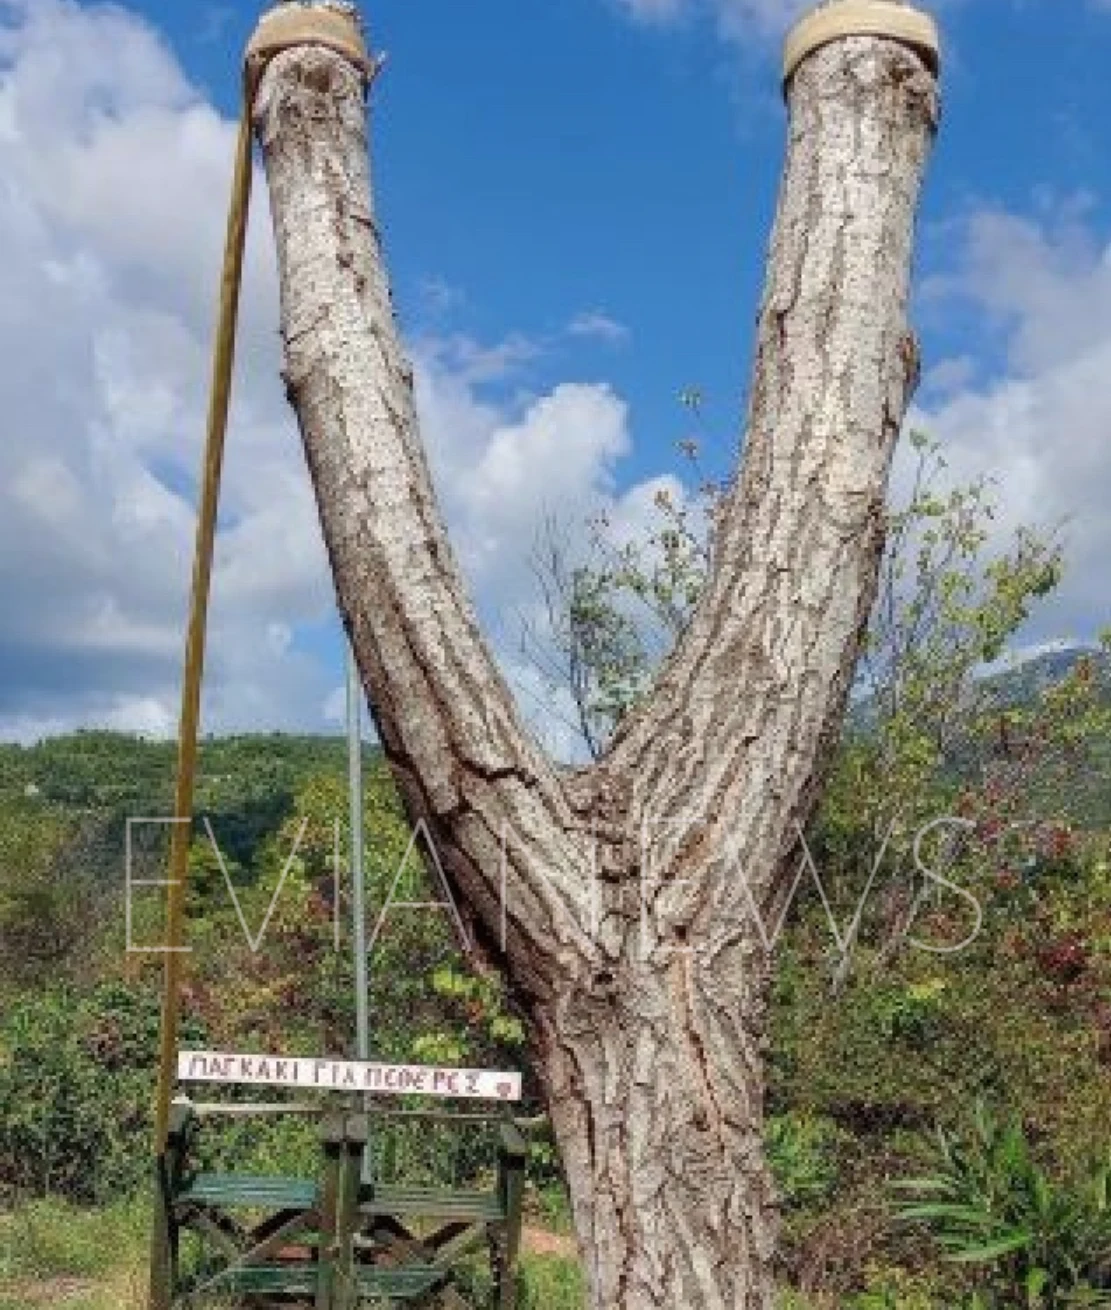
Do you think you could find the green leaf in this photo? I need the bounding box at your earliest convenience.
[944,1230,1033,1264]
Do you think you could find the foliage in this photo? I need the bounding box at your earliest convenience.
[857,431,1063,764]
[523,415,1111,985]
[0,736,542,1209]
[893,1101,1111,1306]
[869,978,949,1046]
[766,1112,843,1209]
[0,802,76,988]
[523,393,718,755]
[0,980,204,1202]
[525,519,653,758]
[2,669,1110,1304]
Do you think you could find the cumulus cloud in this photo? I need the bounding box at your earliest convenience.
[909,199,1111,645]
[413,334,634,635]
[0,0,652,753]
[615,0,811,42]
[0,0,339,741]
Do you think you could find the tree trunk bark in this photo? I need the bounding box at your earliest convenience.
[251,3,939,1304]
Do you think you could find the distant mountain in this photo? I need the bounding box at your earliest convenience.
[846,642,1111,827]
[978,643,1111,707]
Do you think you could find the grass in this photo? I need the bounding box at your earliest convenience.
[0,1193,585,1309]
[0,1196,149,1308]
[516,1254,583,1309]
[0,1196,922,1309]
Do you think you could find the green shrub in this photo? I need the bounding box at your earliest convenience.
[766,1112,842,1208]
[870,979,950,1047]
[0,980,204,1202]
[893,1101,1111,1307]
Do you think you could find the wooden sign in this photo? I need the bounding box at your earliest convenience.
[178,1050,522,1102]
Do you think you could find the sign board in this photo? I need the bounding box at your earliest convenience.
[178,1050,522,1102]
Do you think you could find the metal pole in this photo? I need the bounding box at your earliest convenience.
[347,642,370,1063]
[346,643,374,1189]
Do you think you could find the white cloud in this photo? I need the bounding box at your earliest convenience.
[567,310,631,346]
[714,0,813,40]
[416,275,466,318]
[322,684,348,728]
[0,0,658,756]
[0,0,337,741]
[615,0,811,42]
[413,335,634,633]
[196,5,234,45]
[920,354,976,399]
[909,199,1111,644]
[614,0,980,49]
[498,654,594,764]
[615,0,690,25]
[0,696,177,747]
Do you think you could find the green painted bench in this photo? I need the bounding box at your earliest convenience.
[156,1100,527,1308]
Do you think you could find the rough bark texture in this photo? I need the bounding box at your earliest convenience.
[253,7,938,1305]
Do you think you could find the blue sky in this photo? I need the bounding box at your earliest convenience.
[159,0,1111,469]
[2,0,1111,752]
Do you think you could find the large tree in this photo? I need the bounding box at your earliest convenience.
[251,0,940,1303]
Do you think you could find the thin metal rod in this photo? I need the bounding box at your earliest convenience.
[189,1102,327,1118]
[347,643,369,1062]
[347,643,374,1186]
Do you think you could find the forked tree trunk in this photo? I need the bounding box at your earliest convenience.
[252,3,939,1304]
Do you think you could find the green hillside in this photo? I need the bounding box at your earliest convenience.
[0,717,1109,1307]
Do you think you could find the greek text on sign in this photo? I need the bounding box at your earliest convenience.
[178,1050,522,1102]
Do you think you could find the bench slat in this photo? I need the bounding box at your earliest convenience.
[197,1263,320,1296]
[177,1173,318,1210]
[359,1264,449,1296]
[177,1173,505,1223]
[363,1184,505,1223]
[194,1259,453,1299]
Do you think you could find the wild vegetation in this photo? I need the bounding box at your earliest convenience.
[519,418,1111,1306]
[2,433,1110,1306]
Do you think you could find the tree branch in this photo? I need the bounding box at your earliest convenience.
[606,30,940,936]
[252,33,596,1001]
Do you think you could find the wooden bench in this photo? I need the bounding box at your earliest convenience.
[157,1098,527,1308]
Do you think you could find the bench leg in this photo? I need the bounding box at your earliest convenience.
[148,1157,175,1310]
[500,1133,527,1310]
[335,1113,368,1310]
[490,1227,517,1310]
[500,1262,518,1310]
[317,1117,344,1310]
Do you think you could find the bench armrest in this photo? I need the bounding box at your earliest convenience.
[167,1098,196,1147]
[498,1121,528,1163]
